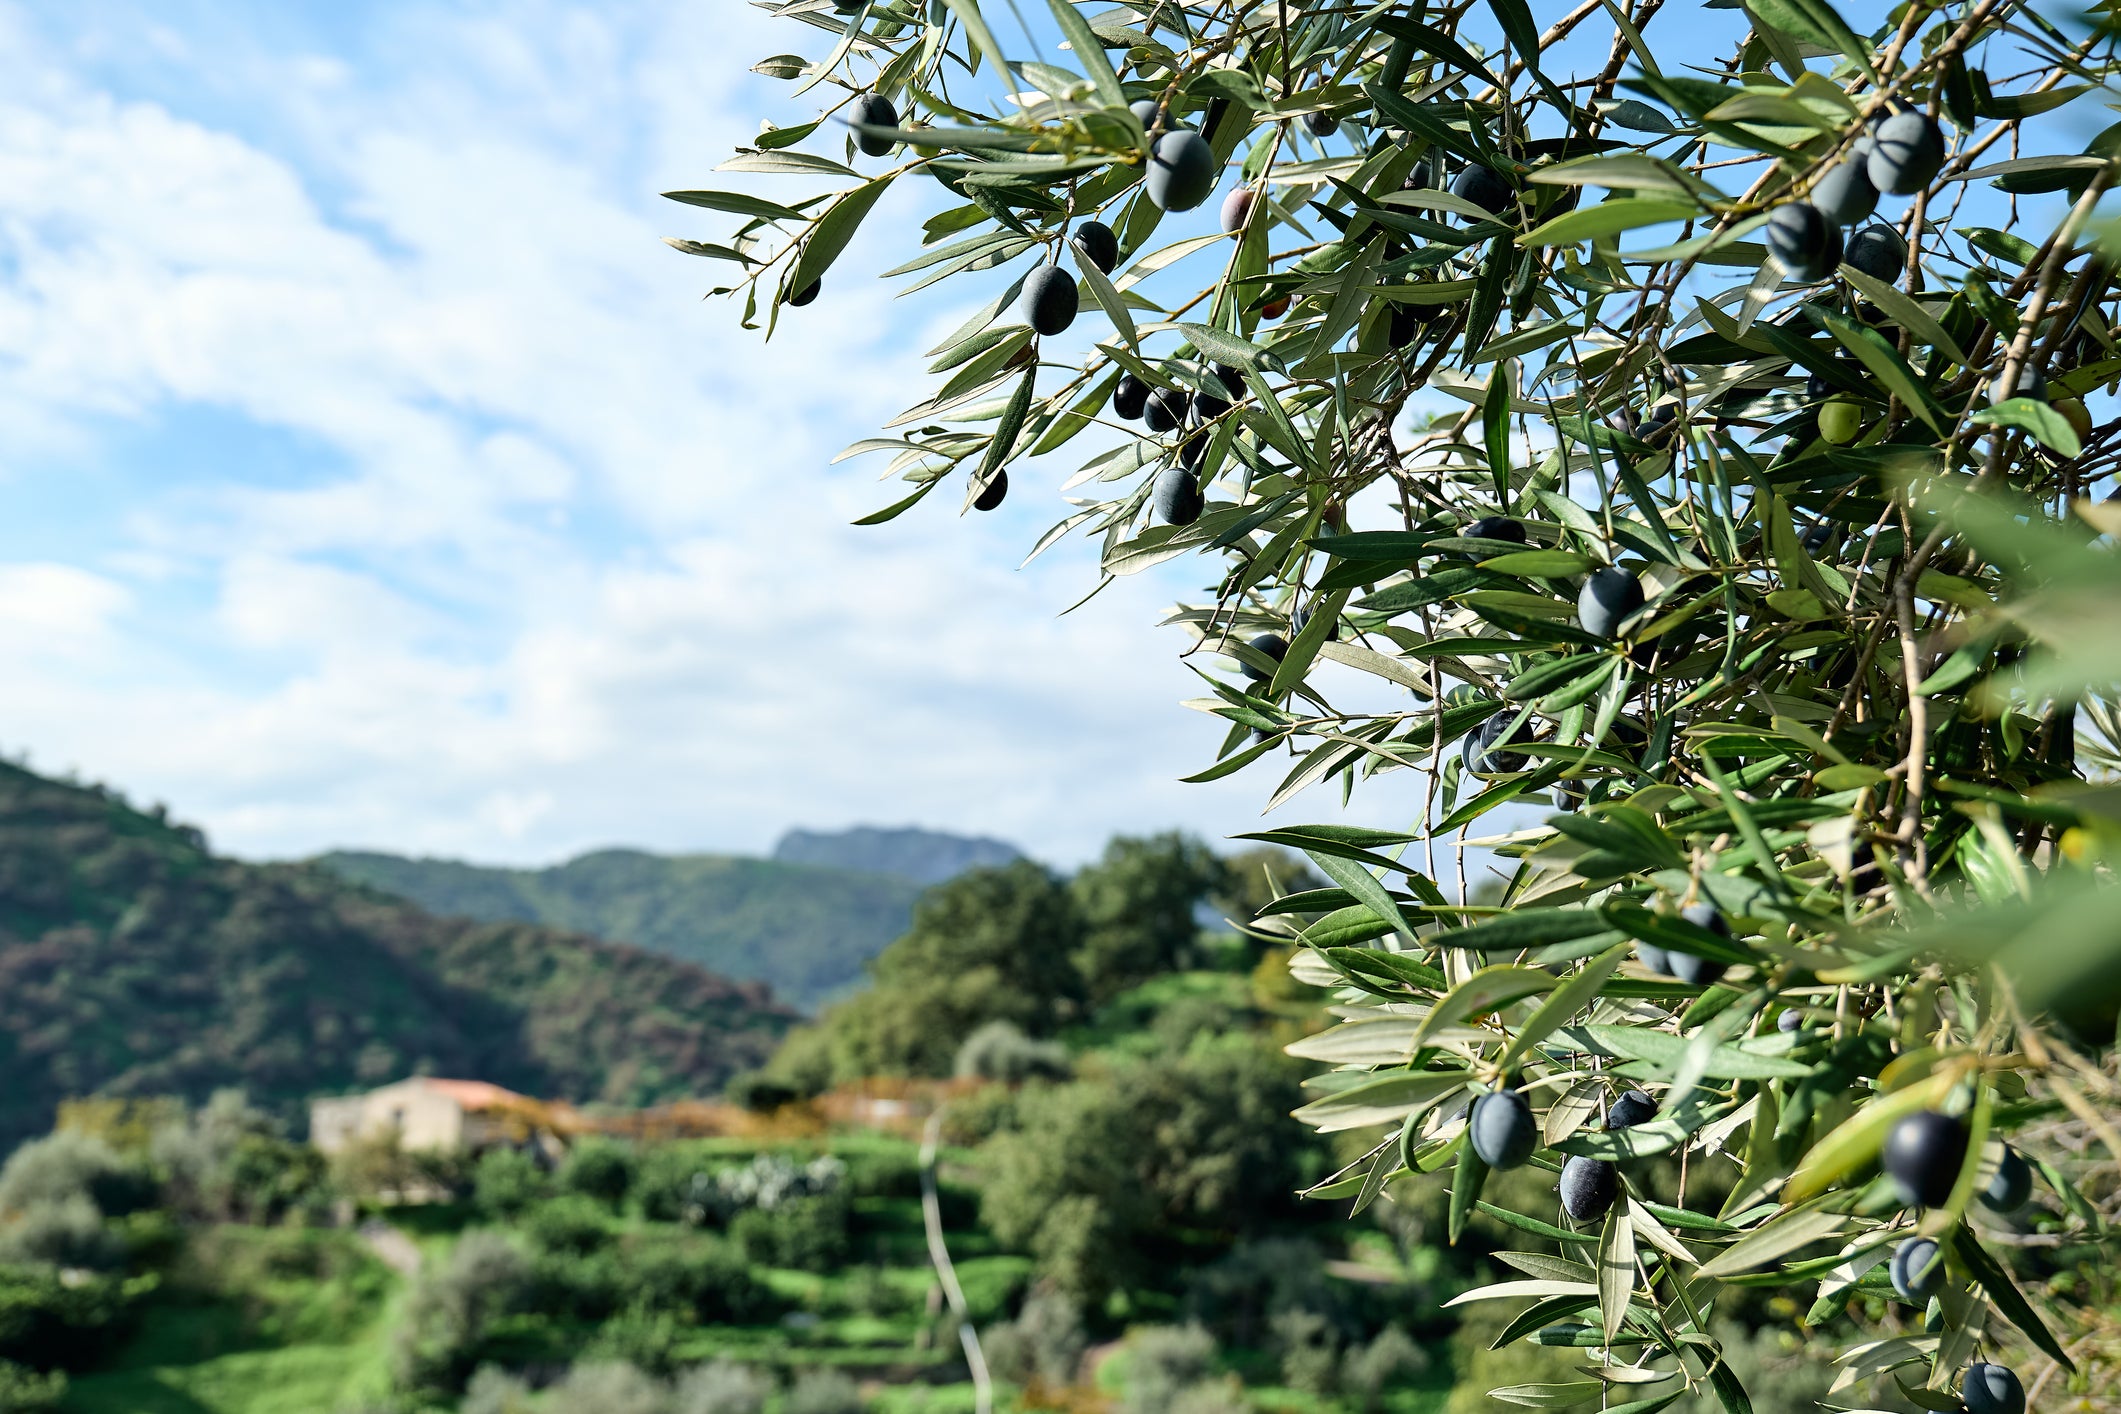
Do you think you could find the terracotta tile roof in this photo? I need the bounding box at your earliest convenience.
[415,1078,536,1111]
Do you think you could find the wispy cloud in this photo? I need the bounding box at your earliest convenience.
[0,0,1419,867]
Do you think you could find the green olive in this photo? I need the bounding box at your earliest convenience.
[1819,397,1862,445]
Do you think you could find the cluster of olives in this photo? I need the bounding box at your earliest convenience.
[1466,1085,1655,1223]
[1015,218,1122,338]
[1633,902,1730,987]
[1764,110,1941,283]
[1113,362,1246,526]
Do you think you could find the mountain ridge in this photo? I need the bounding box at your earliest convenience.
[0,763,794,1150]
[316,826,1025,1012]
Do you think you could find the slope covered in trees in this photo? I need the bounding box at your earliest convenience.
[316,847,932,1012]
[0,764,794,1149]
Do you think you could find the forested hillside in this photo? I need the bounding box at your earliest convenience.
[318,848,931,1011]
[0,764,794,1149]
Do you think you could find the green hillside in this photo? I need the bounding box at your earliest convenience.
[0,763,794,1150]
[316,849,928,1012]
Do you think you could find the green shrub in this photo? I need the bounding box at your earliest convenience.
[461,1364,536,1414]
[0,1199,125,1271]
[1269,1308,1339,1396]
[671,1358,768,1414]
[837,1146,920,1201]
[784,1368,864,1414]
[729,1190,848,1272]
[390,1231,532,1395]
[525,1194,611,1254]
[983,1286,1084,1387]
[558,1139,635,1210]
[544,1359,671,1414]
[1120,1324,1218,1414]
[0,1263,145,1371]
[0,1133,146,1218]
[0,1358,66,1412]
[1341,1327,1428,1413]
[473,1148,550,1219]
[634,1143,718,1225]
[954,1021,1071,1084]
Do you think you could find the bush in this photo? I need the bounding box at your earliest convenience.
[0,1134,144,1218]
[730,1190,849,1272]
[954,1021,1072,1084]
[1342,1327,1428,1413]
[1270,1308,1339,1396]
[473,1148,549,1219]
[526,1195,612,1254]
[152,1090,323,1222]
[0,1198,125,1272]
[1120,1324,1218,1414]
[545,1359,672,1414]
[461,1365,536,1414]
[672,1359,769,1414]
[636,1144,718,1225]
[838,1146,921,1200]
[629,1239,776,1323]
[784,1368,864,1414]
[983,1286,1084,1387]
[724,1072,803,1113]
[582,1306,681,1376]
[390,1231,532,1394]
[0,1359,66,1412]
[0,1264,143,1371]
[558,1139,636,1210]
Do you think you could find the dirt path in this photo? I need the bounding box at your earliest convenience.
[358,1218,422,1277]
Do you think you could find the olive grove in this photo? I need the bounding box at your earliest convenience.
[668,0,2121,1409]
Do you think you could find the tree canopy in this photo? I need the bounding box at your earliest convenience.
[674,0,2121,1408]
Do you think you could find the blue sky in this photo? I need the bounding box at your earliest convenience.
[0,0,1447,866]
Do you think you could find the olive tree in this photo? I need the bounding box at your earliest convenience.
[669,0,2121,1409]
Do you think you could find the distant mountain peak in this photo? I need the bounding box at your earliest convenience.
[770,825,1022,887]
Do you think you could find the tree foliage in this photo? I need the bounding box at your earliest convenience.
[681,0,2121,1405]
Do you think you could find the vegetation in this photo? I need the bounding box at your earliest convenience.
[317,849,929,1013]
[0,762,793,1149]
[673,1,2121,1411]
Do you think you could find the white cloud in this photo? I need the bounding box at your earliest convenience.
[0,0,1421,869]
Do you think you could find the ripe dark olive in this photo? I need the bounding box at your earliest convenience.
[1388,303,1424,349]
[1990,365,2049,404]
[1406,159,1434,191]
[1800,520,1838,556]
[1868,112,1946,196]
[848,93,899,158]
[1606,1090,1657,1131]
[1177,427,1209,471]
[1305,110,1340,137]
[1147,130,1218,212]
[1221,186,1256,233]
[1192,386,1231,422]
[1765,202,1842,282]
[1020,264,1079,336]
[1883,1110,1969,1208]
[1668,902,1729,987]
[1452,163,1514,215]
[1559,1156,1619,1222]
[1470,1090,1538,1170]
[1073,220,1119,274]
[1810,159,1879,226]
[1144,384,1188,433]
[1241,632,1288,682]
[1846,223,1907,282]
[1963,1364,2024,1414]
[1261,294,1291,320]
[788,278,821,307]
[1980,1146,2032,1212]
[1461,711,1531,776]
[1466,516,1527,544]
[1130,99,1163,131]
[1113,374,1149,421]
[1213,364,1246,398]
[1777,1007,1806,1034]
[1152,464,1203,526]
[1635,941,1671,976]
[1577,567,1645,639]
[1890,1236,1944,1303]
[972,468,1008,511]
[1290,604,1339,642]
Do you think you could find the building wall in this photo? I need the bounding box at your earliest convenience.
[309,1080,467,1155]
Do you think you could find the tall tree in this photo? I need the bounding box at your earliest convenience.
[674,2,2121,1405]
